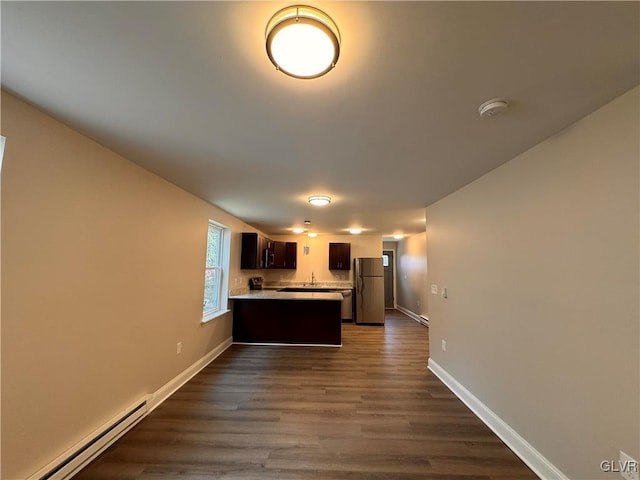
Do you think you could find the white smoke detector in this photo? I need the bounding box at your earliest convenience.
[478,98,509,118]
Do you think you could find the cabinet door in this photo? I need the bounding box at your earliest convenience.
[271,241,286,269]
[284,242,297,269]
[258,235,268,269]
[328,243,339,269]
[241,233,259,269]
[340,243,351,270]
[329,243,351,270]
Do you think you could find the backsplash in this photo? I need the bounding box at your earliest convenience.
[229,286,250,296]
[263,280,353,289]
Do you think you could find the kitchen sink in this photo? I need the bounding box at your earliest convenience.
[277,287,336,292]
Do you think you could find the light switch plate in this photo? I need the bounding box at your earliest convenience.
[431,284,438,294]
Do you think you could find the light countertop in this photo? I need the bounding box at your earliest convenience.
[229,291,343,301]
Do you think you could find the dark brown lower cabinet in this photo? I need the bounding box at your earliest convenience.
[232,299,341,345]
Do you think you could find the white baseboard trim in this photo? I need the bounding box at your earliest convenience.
[427,358,568,480]
[28,337,233,480]
[396,305,429,327]
[148,336,233,412]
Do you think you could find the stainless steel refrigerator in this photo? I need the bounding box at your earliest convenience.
[354,257,385,325]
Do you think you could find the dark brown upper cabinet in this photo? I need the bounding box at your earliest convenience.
[329,242,351,270]
[241,233,297,270]
[271,241,286,269]
[240,232,269,269]
[284,242,297,269]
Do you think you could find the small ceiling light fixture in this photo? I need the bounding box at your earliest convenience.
[308,195,331,206]
[393,234,404,240]
[478,98,509,118]
[266,5,340,79]
[304,220,311,225]
[307,232,318,238]
[292,227,305,234]
[349,228,362,235]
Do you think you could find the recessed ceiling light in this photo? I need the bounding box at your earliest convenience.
[292,227,305,234]
[349,228,362,234]
[308,195,331,206]
[266,5,340,79]
[393,234,404,239]
[307,232,318,238]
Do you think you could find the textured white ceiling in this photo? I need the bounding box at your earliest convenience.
[2,1,638,237]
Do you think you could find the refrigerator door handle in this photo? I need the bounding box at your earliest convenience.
[358,274,365,322]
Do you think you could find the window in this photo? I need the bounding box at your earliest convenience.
[203,220,229,322]
[0,136,5,174]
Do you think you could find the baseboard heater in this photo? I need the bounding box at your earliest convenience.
[37,399,148,480]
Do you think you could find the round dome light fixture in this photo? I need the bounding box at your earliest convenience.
[478,98,509,118]
[308,195,331,206]
[393,234,404,240]
[266,5,340,79]
[307,232,318,238]
[349,228,362,235]
[292,227,305,234]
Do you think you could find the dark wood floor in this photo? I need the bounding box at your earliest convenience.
[74,310,537,479]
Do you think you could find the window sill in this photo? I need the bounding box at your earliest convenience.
[201,308,231,325]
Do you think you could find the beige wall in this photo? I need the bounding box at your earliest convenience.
[396,232,428,317]
[262,234,382,285]
[0,92,265,479]
[426,87,639,478]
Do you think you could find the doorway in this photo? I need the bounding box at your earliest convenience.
[382,250,394,309]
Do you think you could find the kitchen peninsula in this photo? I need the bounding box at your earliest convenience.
[230,290,343,346]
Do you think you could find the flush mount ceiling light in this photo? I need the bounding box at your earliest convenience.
[393,234,404,239]
[349,228,362,235]
[266,5,340,79]
[292,227,305,234]
[478,98,509,118]
[308,195,331,206]
[307,232,318,238]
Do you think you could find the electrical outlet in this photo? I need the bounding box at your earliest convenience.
[441,339,447,351]
[620,451,639,480]
[176,342,182,355]
[431,284,438,294]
